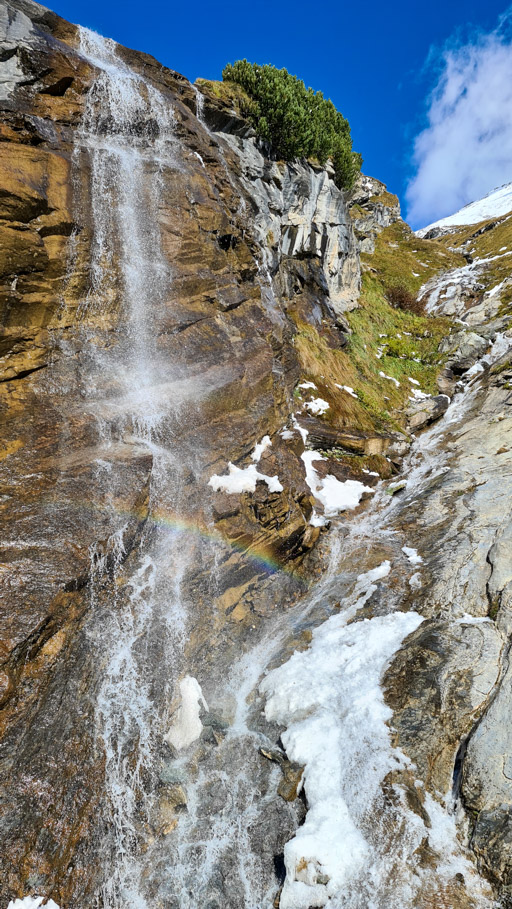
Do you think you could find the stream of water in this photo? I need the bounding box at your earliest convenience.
[76,29,207,909]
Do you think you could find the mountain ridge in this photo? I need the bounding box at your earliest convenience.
[417,181,512,237]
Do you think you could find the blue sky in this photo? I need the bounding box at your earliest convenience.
[52,0,512,227]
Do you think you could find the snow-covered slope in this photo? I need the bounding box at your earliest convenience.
[417,182,512,236]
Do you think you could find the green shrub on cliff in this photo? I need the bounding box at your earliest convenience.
[222,60,362,190]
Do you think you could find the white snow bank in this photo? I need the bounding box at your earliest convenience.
[164,675,208,751]
[209,462,283,495]
[379,371,400,387]
[301,451,373,516]
[252,435,271,462]
[317,476,372,515]
[402,546,423,565]
[260,569,423,909]
[310,509,328,528]
[408,377,420,385]
[305,398,330,415]
[7,900,60,909]
[417,183,512,235]
[298,381,317,390]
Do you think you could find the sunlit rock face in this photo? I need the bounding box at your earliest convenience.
[347,172,402,254]
[0,1,360,904]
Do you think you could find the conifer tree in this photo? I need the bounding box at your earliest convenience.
[222,61,362,190]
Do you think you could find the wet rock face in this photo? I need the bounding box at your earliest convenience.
[438,330,489,374]
[382,361,512,897]
[385,618,503,794]
[0,0,361,903]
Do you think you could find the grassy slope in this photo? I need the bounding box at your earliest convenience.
[367,220,464,297]
[292,222,462,462]
[196,78,252,111]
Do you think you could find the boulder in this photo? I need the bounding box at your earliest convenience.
[439,330,488,373]
[406,394,450,432]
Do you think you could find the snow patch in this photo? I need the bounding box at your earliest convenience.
[299,381,317,391]
[7,900,60,909]
[409,572,423,589]
[409,388,429,401]
[310,509,329,528]
[209,462,283,494]
[292,415,309,444]
[488,278,508,298]
[379,371,400,387]
[335,384,358,399]
[318,476,373,515]
[301,451,373,516]
[402,546,423,565]
[465,362,485,378]
[305,398,330,415]
[252,435,271,462]
[164,675,208,751]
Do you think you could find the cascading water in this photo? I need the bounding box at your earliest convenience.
[74,29,202,908]
[76,27,176,426]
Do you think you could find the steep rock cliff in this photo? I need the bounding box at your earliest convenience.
[0,2,369,903]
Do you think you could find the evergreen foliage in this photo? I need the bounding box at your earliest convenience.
[222,60,362,190]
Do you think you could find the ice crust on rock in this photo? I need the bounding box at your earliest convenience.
[164,675,208,751]
[260,563,423,909]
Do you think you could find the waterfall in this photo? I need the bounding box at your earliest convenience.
[75,29,196,909]
[76,28,178,430]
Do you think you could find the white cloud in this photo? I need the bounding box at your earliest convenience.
[406,15,512,228]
